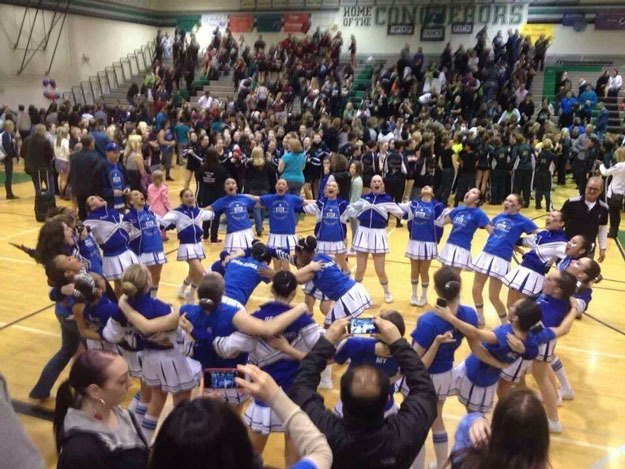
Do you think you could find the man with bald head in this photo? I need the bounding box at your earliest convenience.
[288,314,437,468]
[561,176,609,262]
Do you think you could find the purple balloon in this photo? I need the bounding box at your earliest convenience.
[50,79,57,89]
[42,79,49,87]
[43,91,49,98]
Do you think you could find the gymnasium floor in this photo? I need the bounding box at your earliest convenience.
[1,162,624,468]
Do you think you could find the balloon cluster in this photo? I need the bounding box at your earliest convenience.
[42,79,61,101]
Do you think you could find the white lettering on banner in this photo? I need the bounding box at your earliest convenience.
[342,5,372,27]
[340,3,525,28]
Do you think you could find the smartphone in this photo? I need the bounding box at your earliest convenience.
[204,368,242,389]
[349,317,376,335]
[436,298,448,308]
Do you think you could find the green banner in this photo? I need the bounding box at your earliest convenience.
[256,14,282,32]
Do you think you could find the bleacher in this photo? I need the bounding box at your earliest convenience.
[540,62,624,133]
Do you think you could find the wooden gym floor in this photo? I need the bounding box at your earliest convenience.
[1,161,624,468]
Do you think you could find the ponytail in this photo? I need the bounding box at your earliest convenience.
[296,235,317,253]
[121,264,149,298]
[197,273,224,313]
[53,380,76,452]
[434,266,461,301]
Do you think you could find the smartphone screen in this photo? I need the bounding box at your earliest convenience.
[205,369,240,389]
[436,298,448,308]
[349,317,376,335]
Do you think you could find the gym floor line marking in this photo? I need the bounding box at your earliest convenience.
[0,227,41,241]
[0,304,55,331]
[590,445,625,468]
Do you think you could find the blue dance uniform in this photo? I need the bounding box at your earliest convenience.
[210,194,257,251]
[471,213,537,280]
[124,206,166,266]
[161,205,213,261]
[400,199,445,260]
[84,206,139,280]
[438,206,490,270]
[304,197,349,254]
[259,193,303,250]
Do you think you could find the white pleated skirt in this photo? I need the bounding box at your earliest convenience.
[118,348,143,378]
[86,339,119,353]
[325,282,372,325]
[352,227,389,254]
[177,242,205,261]
[317,240,347,254]
[503,266,544,296]
[471,252,510,280]
[224,228,255,252]
[405,240,438,260]
[453,361,496,413]
[535,338,557,363]
[334,398,398,419]
[243,400,285,435]
[267,233,298,250]
[397,369,454,401]
[141,348,201,393]
[139,251,167,267]
[102,250,139,281]
[437,243,472,270]
[500,357,533,384]
[303,281,330,301]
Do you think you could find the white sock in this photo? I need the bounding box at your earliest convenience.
[179,279,190,293]
[149,287,158,298]
[141,414,159,444]
[127,391,141,413]
[412,446,425,469]
[411,281,419,297]
[381,282,390,294]
[432,432,449,469]
[133,402,148,428]
[551,357,573,393]
[420,283,429,300]
[475,304,485,324]
[188,283,197,298]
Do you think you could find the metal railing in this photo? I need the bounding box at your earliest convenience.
[63,40,155,106]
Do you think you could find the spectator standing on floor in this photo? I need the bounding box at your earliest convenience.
[1,120,19,200]
[561,176,609,261]
[69,135,103,220]
[600,147,625,238]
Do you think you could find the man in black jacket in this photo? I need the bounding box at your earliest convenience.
[22,124,55,198]
[288,316,437,469]
[69,135,103,220]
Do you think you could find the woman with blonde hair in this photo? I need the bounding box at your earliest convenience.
[124,135,147,194]
[118,264,199,443]
[243,146,274,236]
[54,126,71,198]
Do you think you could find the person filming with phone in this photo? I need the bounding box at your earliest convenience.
[288,313,437,469]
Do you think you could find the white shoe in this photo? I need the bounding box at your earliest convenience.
[384,292,393,303]
[410,295,419,306]
[184,290,195,304]
[177,288,186,300]
[416,296,427,307]
[560,389,574,400]
[548,419,562,434]
[318,379,333,390]
[557,391,563,407]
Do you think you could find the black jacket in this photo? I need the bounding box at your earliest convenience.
[69,149,103,197]
[22,134,54,174]
[288,336,437,469]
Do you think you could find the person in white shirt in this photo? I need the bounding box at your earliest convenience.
[197,91,213,110]
[600,147,625,237]
[606,68,623,97]
[497,103,521,125]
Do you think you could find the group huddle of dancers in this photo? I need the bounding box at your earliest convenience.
[27,171,602,468]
